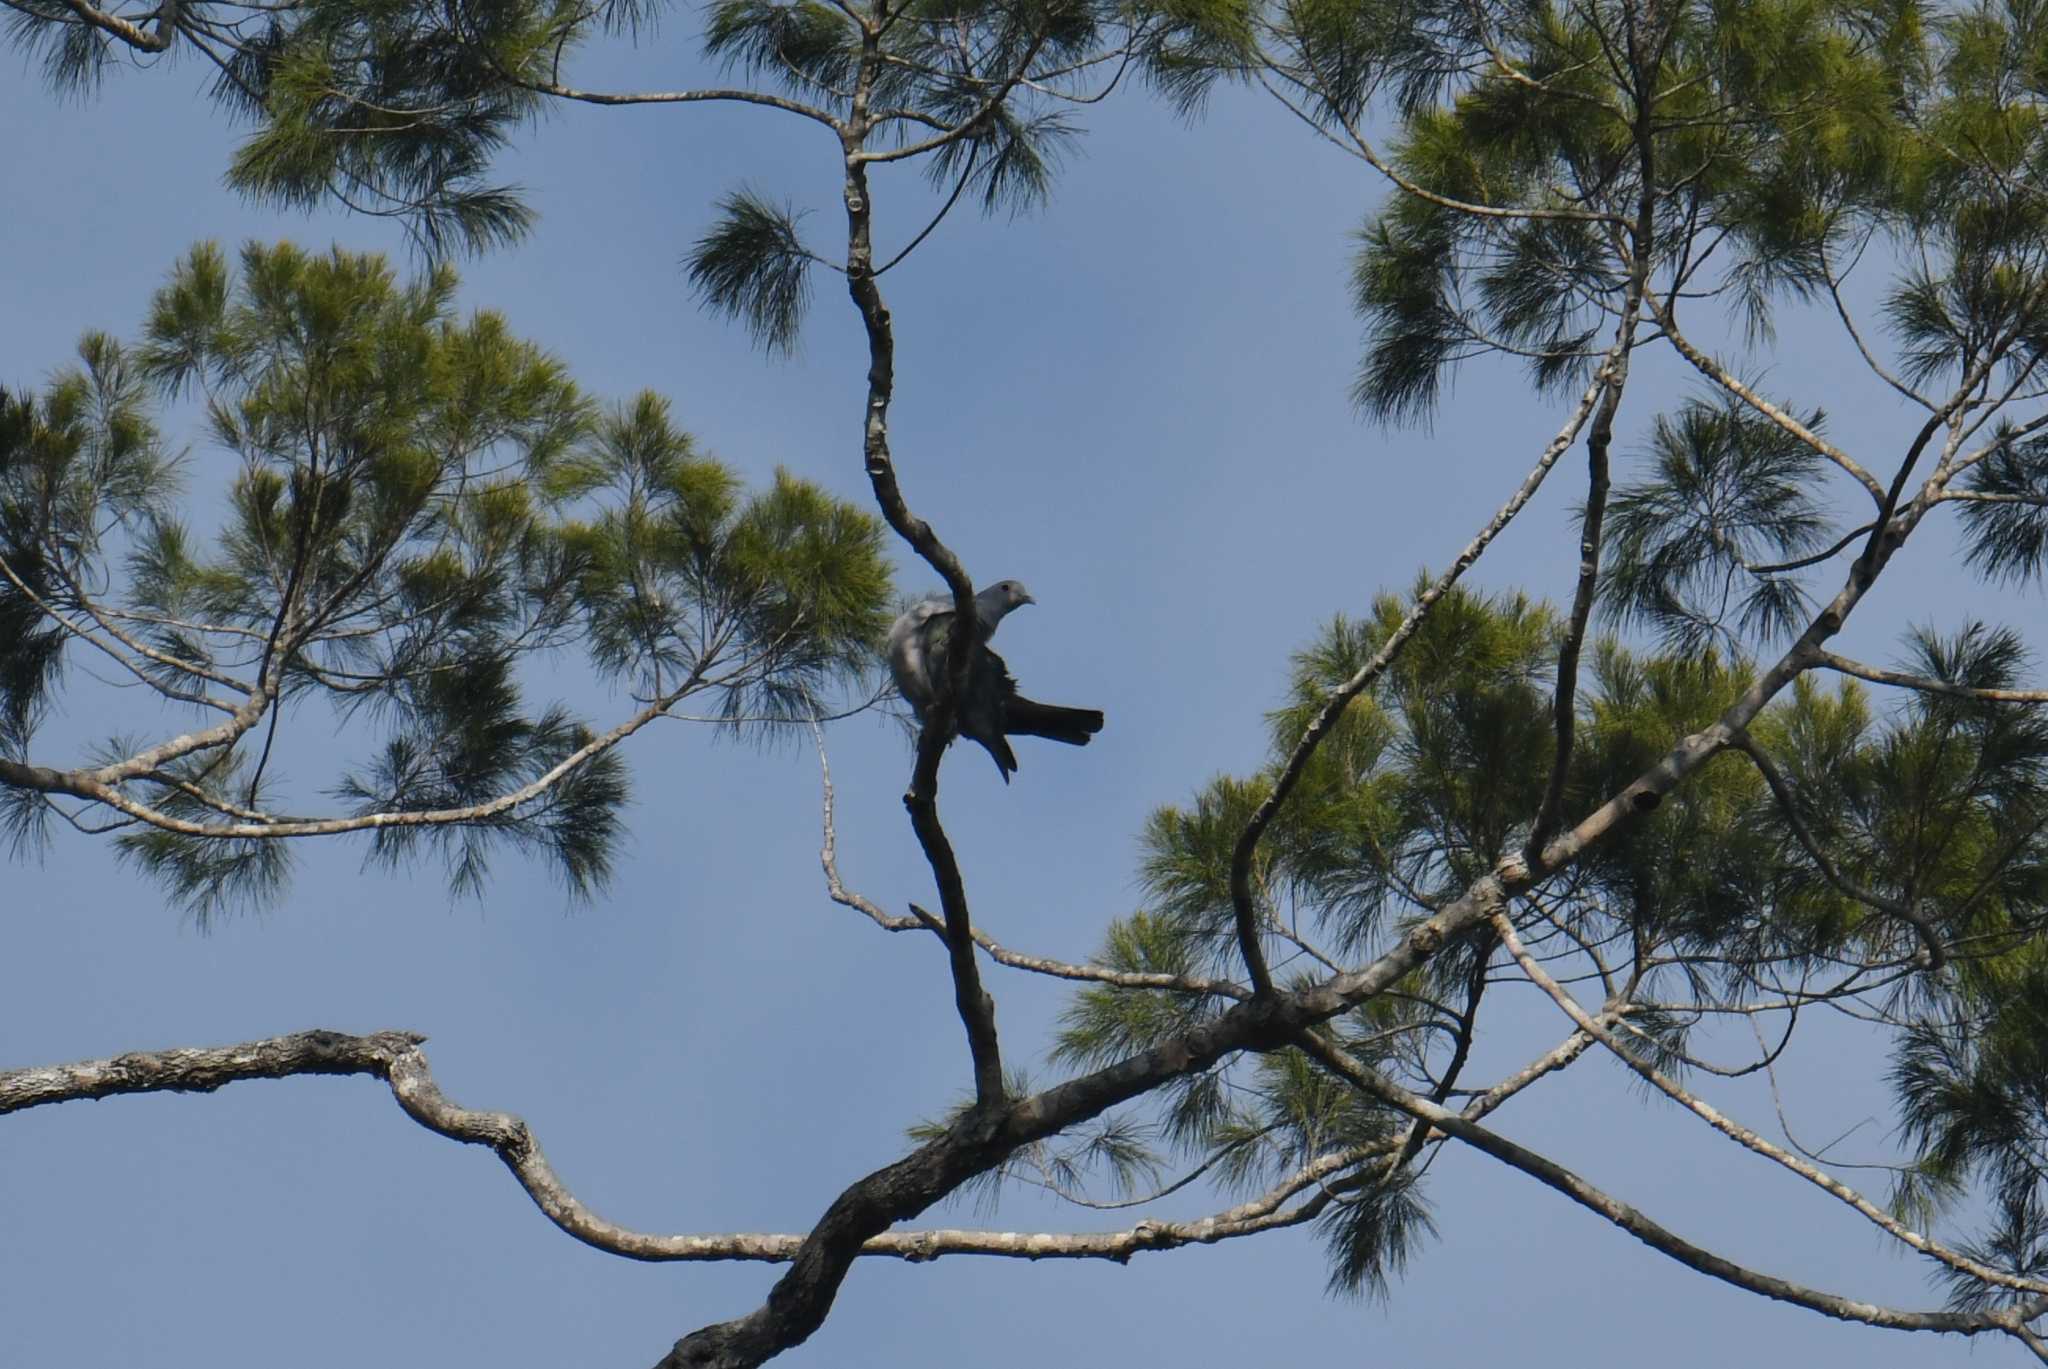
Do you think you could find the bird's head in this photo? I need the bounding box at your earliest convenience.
[972,580,1036,637]
[986,580,1036,612]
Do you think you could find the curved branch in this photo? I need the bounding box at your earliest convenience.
[0,547,249,708]
[0,668,701,839]
[1291,1028,2034,1343]
[810,720,1242,996]
[1492,917,2040,1297]
[1747,521,1876,575]
[835,26,1005,1109]
[1819,236,1930,410]
[1256,66,1624,226]
[0,1029,1374,1264]
[1643,294,1884,502]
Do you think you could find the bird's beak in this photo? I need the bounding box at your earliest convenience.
[1022,591,1037,606]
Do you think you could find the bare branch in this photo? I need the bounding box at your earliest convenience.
[1492,916,2041,1296]
[812,720,1245,995]
[851,30,1051,166]
[1643,294,1885,502]
[1813,650,2048,705]
[1530,246,1650,856]
[1257,64,1625,226]
[514,78,843,130]
[0,671,698,839]
[51,0,175,51]
[1292,1028,2035,1342]
[0,1030,1377,1265]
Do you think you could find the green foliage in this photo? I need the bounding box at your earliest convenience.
[1048,588,1557,1272]
[226,32,538,256]
[925,103,1078,217]
[560,392,892,726]
[9,0,1154,283]
[1262,584,1558,940]
[1320,0,2048,418]
[336,657,631,899]
[1189,25,2048,1309]
[1957,427,2048,584]
[1350,202,1463,423]
[705,0,858,91]
[1057,575,2048,1295]
[1317,1166,1436,1300]
[1747,628,2048,985]
[686,193,817,355]
[0,241,893,912]
[1601,397,1834,653]
[3,0,118,91]
[1054,927,1429,1254]
[1566,643,1770,966]
[0,343,178,761]
[1056,911,1230,1060]
[114,751,297,926]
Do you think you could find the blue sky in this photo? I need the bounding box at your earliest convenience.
[1,27,2031,1369]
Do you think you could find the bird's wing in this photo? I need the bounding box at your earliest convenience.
[959,645,1021,781]
[886,598,952,716]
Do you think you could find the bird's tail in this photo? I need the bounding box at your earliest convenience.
[1005,698,1105,747]
[974,734,1021,785]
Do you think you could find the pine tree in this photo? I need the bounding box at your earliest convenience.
[0,240,892,913]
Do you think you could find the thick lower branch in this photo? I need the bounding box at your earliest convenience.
[0,1029,421,1113]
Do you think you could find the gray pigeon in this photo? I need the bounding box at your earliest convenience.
[885,580,1105,782]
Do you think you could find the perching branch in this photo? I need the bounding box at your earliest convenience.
[832,21,1004,1112]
